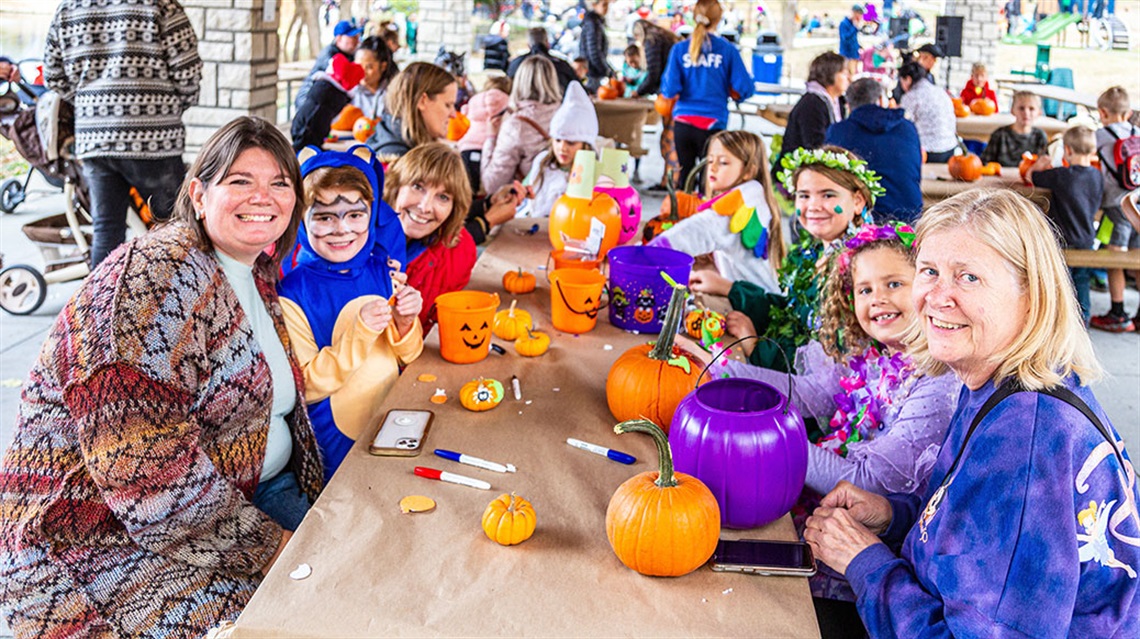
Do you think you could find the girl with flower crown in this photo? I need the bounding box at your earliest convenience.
[690,146,877,372]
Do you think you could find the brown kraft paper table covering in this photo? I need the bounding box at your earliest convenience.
[227,219,821,638]
[921,162,1050,208]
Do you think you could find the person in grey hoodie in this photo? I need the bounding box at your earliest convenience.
[826,78,923,223]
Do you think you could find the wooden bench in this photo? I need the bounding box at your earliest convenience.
[1063,249,1140,270]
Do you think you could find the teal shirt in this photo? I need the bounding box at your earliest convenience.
[216,250,295,481]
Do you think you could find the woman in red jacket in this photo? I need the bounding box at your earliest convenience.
[384,142,476,333]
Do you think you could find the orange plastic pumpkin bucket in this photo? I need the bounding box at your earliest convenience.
[549,269,607,334]
[546,249,605,280]
[435,291,501,364]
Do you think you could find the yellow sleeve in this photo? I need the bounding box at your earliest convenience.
[280,296,384,404]
[386,317,424,366]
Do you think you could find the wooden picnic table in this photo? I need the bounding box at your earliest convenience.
[222,218,820,638]
[921,162,1050,208]
[593,97,655,158]
[955,113,1070,143]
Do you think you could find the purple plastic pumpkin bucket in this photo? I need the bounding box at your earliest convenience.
[669,378,808,529]
[606,245,693,333]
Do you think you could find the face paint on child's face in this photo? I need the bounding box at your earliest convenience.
[795,170,863,242]
[705,139,745,195]
[851,247,915,351]
[307,189,371,263]
[553,139,586,168]
[1011,98,1040,128]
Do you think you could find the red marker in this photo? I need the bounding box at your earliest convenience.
[413,466,491,490]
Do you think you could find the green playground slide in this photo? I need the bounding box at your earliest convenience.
[1004,12,1083,44]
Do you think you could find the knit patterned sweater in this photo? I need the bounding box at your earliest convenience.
[0,224,324,637]
[43,0,202,160]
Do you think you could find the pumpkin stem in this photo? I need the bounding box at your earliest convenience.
[648,282,687,362]
[665,179,679,222]
[614,418,677,488]
[508,299,517,318]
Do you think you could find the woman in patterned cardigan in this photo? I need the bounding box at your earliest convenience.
[0,117,325,638]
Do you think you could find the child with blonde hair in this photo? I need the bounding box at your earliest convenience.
[981,91,1047,166]
[959,62,997,111]
[649,130,785,294]
[522,82,598,218]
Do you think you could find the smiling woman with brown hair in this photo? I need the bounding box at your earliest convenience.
[0,116,325,637]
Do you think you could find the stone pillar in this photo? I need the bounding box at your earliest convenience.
[417,0,475,59]
[182,0,281,157]
[941,0,1000,94]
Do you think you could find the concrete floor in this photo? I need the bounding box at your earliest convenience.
[0,123,1137,634]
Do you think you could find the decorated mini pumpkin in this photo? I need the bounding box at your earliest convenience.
[948,153,983,182]
[606,419,720,577]
[514,328,551,357]
[483,493,537,546]
[606,281,705,431]
[352,117,377,142]
[333,105,365,131]
[493,300,533,340]
[460,378,505,412]
[970,98,997,116]
[685,309,726,342]
[502,268,536,294]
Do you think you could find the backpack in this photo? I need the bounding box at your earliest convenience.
[1099,125,1140,190]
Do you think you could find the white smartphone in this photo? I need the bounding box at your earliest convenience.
[369,409,434,457]
[710,539,817,577]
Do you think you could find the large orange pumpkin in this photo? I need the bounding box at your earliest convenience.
[548,191,622,258]
[606,283,705,430]
[948,154,983,182]
[970,98,997,116]
[954,99,970,118]
[333,105,365,131]
[605,418,721,577]
[1019,153,1037,184]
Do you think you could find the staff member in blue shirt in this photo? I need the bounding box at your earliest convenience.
[659,0,754,188]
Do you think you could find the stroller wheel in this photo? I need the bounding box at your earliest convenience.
[1,177,26,214]
[0,264,47,315]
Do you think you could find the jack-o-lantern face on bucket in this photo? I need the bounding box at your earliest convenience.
[634,288,656,324]
[461,321,490,349]
[581,295,599,320]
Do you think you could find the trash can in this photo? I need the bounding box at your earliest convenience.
[751,31,783,90]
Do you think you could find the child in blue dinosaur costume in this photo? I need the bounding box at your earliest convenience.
[279,145,424,480]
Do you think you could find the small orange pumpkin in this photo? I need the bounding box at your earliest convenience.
[684,309,726,340]
[352,117,377,142]
[654,94,676,118]
[971,98,997,116]
[1019,153,1038,184]
[952,97,970,118]
[948,153,983,182]
[483,493,537,546]
[981,162,1002,176]
[606,283,705,431]
[492,300,532,340]
[597,78,625,100]
[514,328,550,357]
[459,378,504,412]
[447,111,471,141]
[641,182,703,243]
[502,268,536,294]
[605,418,720,577]
[333,105,365,131]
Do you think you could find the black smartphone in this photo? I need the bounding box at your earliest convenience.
[710,539,817,577]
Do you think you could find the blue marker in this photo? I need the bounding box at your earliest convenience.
[566,438,637,465]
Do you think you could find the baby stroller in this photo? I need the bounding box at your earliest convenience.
[0,84,148,315]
